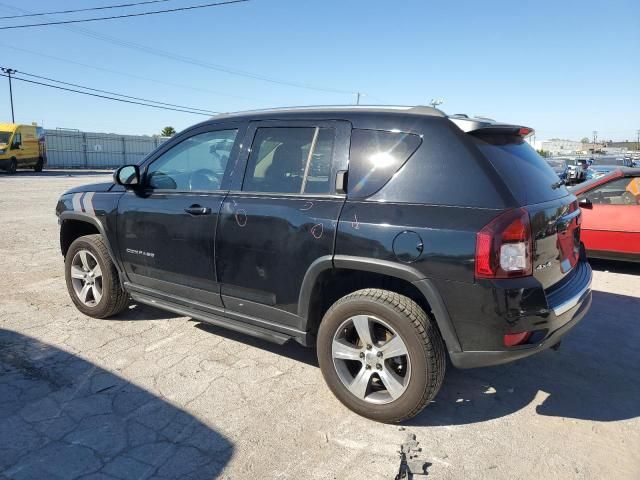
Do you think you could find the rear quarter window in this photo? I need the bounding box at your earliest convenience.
[473,134,569,205]
[348,129,421,198]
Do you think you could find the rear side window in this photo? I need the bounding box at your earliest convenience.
[242,127,335,195]
[348,129,421,198]
[473,134,569,205]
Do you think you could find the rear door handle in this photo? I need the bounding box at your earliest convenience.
[184,205,211,215]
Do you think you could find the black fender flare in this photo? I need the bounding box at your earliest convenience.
[58,211,124,280]
[297,255,462,354]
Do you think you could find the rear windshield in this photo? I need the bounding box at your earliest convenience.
[473,134,569,205]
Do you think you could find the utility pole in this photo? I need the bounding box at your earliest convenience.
[636,129,639,151]
[355,92,361,105]
[1,67,16,123]
[592,130,598,154]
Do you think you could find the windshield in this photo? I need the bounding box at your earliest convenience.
[0,131,12,144]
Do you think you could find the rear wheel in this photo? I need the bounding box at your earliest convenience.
[7,158,17,175]
[317,289,446,423]
[65,234,129,318]
[34,157,43,172]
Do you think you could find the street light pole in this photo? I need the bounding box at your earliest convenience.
[1,67,16,123]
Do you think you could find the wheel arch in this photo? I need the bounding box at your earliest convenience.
[298,255,462,354]
[59,212,124,280]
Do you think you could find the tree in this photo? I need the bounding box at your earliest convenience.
[161,126,176,137]
[580,137,590,144]
[536,149,550,158]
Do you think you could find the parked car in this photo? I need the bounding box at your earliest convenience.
[0,123,46,174]
[55,106,592,422]
[586,165,617,180]
[570,167,640,262]
[546,158,568,181]
[565,158,589,185]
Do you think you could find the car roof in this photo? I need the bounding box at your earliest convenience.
[211,105,446,121]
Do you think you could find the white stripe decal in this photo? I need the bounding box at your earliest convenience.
[72,193,83,212]
[83,192,96,216]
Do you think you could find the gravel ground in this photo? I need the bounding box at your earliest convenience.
[1,171,639,480]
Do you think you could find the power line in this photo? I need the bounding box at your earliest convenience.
[16,69,217,114]
[0,0,173,20]
[0,2,357,96]
[0,0,249,30]
[0,72,217,116]
[0,42,259,102]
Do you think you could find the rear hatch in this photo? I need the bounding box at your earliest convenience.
[470,128,581,289]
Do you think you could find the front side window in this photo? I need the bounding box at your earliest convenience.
[12,132,21,149]
[584,176,640,205]
[147,129,237,191]
[242,127,335,194]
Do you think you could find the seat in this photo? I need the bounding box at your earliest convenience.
[264,143,304,193]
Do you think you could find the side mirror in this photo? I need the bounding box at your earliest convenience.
[578,197,593,209]
[114,165,141,189]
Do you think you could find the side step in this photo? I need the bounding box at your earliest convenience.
[130,292,293,345]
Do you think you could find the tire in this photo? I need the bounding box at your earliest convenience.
[317,288,446,423]
[621,191,637,205]
[7,158,17,175]
[34,157,43,172]
[65,234,129,318]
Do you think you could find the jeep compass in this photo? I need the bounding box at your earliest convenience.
[56,106,592,422]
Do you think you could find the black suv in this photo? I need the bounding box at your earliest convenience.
[56,106,592,422]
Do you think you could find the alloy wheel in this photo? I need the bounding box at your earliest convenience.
[332,315,411,404]
[70,249,103,307]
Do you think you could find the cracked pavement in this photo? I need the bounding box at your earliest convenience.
[0,171,639,479]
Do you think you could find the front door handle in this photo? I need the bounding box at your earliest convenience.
[184,205,211,216]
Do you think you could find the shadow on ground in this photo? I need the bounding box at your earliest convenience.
[187,288,639,427]
[588,258,640,275]
[0,329,233,480]
[407,289,640,426]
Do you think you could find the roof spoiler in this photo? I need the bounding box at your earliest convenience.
[448,114,534,138]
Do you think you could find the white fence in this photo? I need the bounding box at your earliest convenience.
[44,129,168,169]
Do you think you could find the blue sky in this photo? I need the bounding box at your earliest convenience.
[1,0,638,140]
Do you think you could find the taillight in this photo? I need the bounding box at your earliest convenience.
[475,208,532,279]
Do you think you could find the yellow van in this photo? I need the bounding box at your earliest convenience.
[0,123,46,174]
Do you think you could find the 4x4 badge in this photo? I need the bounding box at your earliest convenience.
[535,261,552,271]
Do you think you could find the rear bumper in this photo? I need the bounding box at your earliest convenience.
[449,261,593,369]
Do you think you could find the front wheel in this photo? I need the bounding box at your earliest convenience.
[34,157,44,172]
[317,289,446,423]
[65,234,129,318]
[7,158,17,174]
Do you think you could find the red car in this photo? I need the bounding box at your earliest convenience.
[570,167,640,262]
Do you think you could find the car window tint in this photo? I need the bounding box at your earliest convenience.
[302,128,334,194]
[473,134,569,204]
[348,129,422,198]
[584,176,640,205]
[147,129,237,191]
[242,127,335,194]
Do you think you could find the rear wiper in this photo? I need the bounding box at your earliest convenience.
[551,179,566,189]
